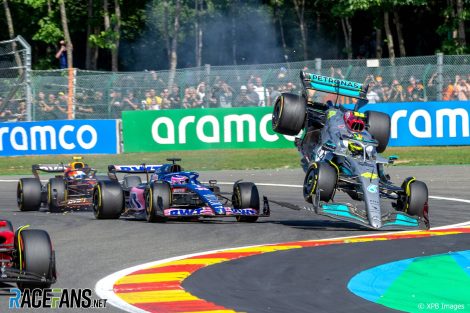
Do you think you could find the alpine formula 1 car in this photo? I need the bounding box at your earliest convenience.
[0,220,56,289]
[272,71,429,230]
[92,158,270,222]
[17,156,98,212]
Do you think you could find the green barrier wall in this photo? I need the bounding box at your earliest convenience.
[122,107,296,152]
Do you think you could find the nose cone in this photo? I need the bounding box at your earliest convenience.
[371,217,382,228]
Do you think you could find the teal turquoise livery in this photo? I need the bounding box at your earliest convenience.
[300,71,368,100]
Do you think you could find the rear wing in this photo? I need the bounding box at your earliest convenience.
[107,165,162,174]
[32,163,98,179]
[107,164,162,182]
[300,71,369,109]
[32,164,65,179]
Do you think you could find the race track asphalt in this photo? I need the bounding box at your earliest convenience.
[0,165,468,312]
[184,234,470,313]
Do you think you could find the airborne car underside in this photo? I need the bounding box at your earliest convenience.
[272,71,430,230]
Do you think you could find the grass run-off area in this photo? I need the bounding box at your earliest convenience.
[1,146,470,175]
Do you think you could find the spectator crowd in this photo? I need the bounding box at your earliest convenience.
[2,67,470,121]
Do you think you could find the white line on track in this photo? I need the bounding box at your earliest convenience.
[427,195,470,204]
[92,181,470,313]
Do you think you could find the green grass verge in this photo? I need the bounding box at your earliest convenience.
[1,146,469,175]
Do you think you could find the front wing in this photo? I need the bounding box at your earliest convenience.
[269,199,427,230]
[0,267,56,284]
[162,196,270,218]
[317,203,428,230]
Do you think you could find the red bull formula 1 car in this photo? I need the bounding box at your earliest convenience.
[17,157,98,212]
[271,72,429,230]
[0,220,56,289]
[93,158,270,222]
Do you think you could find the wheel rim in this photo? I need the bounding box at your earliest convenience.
[272,101,282,127]
[145,190,152,220]
[17,184,23,207]
[233,186,241,209]
[47,183,52,206]
[304,169,317,197]
[93,189,99,214]
[234,186,242,221]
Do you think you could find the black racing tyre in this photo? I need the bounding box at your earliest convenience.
[15,229,55,289]
[272,93,306,136]
[47,178,66,213]
[123,176,142,189]
[17,178,42,211]
[146,182,171,223]
[365,111,391,153]
[93,180,123,219]
[303,162,338,203]
[400,178,428,217]
[232,182,260,223]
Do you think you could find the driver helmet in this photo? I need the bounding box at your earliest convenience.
[348,141,364,156]
[344,111,365,132]
[69,170,87,179]
[171,175,188,185]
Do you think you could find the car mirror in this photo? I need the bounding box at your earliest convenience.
[322,140,336,151]
[388,155,399,164]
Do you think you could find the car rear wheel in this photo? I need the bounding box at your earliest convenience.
[15,229,56,289]
[303,162,338,203]
[47,178,66,213]
[146,182,170,223]
[233,182,260,223]
[93,181,123,219]
[365,110,391,153]
[272,93,306,136]
[17,178,42,211]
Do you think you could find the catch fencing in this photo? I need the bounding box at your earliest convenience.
[4,51,470,121]
[0,36,32,121]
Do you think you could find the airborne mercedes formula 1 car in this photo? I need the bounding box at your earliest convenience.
[17,157,98,212]
[92,158,270,222]
[0,220,56,288]
[272,72,429,230]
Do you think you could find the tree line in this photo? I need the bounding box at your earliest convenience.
[1,0,469,72]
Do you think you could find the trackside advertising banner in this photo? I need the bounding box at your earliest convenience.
[122,107,295,151]
[122,101,470,152]
[363,101,470,146]
[0,120,119,156]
